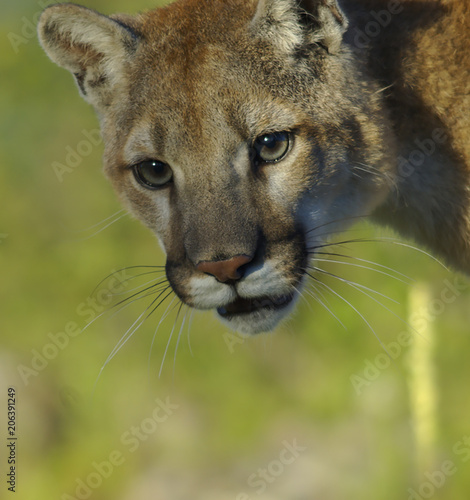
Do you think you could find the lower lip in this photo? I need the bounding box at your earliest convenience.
[217,293,295,318]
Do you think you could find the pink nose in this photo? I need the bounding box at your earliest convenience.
[196,254,253,283]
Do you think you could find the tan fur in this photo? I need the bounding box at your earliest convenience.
[38,0,469,333]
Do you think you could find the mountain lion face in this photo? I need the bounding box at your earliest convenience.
[38,0,398,333]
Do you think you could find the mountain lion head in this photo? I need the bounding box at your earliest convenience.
[38,0,397,334]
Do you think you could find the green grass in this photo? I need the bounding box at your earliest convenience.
[1,1,470,499]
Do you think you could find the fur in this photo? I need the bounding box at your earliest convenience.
[38,0,469,333]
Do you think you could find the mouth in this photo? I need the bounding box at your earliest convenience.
[217,293,295,319]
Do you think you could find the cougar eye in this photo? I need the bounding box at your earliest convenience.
[133,160,173,189]
[253,131,291,164]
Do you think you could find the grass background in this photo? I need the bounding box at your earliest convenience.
[1,1,469,499]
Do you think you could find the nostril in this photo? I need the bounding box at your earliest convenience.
[196,254,253,283]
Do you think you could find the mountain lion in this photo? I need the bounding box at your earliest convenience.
[38,0,469,333]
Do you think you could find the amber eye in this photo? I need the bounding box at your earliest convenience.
[253,131,291,164]
[133,160,173,189]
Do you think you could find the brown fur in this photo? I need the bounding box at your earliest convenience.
[38,0,469,333]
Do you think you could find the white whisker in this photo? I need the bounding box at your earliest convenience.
[91,266,165,295]
[111,276,167,296]
[173,306,189,377]
[304,283,346,330]
[312,257,410,285]
[147,293,179,379]
[92,287,172,397]
[73,211,130,241]
[159,301,184,378]
[310,266,398,304]
[314,251,412,282]
[187,309,195,357]
[307,271,391,356]
[68,209,127,233]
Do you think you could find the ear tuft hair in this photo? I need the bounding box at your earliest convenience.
[251,0,348,55]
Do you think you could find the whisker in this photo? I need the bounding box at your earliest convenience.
[313,251,412,282]
[66,209,127,233]
[303,282,346,330]
[102,286,173,368]
[350,163,397,190]
[311,257,411,285]
[293,283,314,313]
[92,286,173,397]
[159,301,184,378]
[309,265,398,304]
[372,238,449,270]
[91,265,165,296]
[308,243,431,344]
[147,294,180,379]
[374,83,394,95]
[111,276,168,296]
[341,279,427,340]
[173,306,189,378]
[308,237,375,251]
[351,162,387,178]
[310,237,448,270]
[304,279,331,309]
[305,226,373,243]
[83,279,170,333]
[106,285,169,322]
[73,211,131,241]
[315,268,428,344]
[307,271,390,355]
[304,215,369,236]
[187,309,195,357]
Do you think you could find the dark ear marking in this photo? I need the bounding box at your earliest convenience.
[299,0,346,26]
[74,72,87,96]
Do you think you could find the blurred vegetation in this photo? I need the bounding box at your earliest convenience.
[1,1,469,499]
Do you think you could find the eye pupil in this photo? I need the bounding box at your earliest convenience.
[133,160,173,189]
[253,131,290,164]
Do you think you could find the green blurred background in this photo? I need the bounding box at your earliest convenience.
[1,1,469,499]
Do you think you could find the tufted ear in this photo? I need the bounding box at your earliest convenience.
[251,0,348,55]
[38,3,140,111]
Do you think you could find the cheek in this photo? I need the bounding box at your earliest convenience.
[263,142,317,207]
[257,162,312,235]
[110,172,173,244]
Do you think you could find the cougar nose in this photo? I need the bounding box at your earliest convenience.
[196,254,253,283]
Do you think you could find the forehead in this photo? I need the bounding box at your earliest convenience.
[113,0,316,167]
[125,71,300,155]
[139,0,254,49]
[128,0,307,114]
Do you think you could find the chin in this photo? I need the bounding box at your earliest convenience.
[215,291,299,334]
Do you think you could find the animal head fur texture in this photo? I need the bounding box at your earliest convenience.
[38,0,398,333]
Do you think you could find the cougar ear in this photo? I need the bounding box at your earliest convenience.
[38,3,140,110]
[251,0,347,55]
